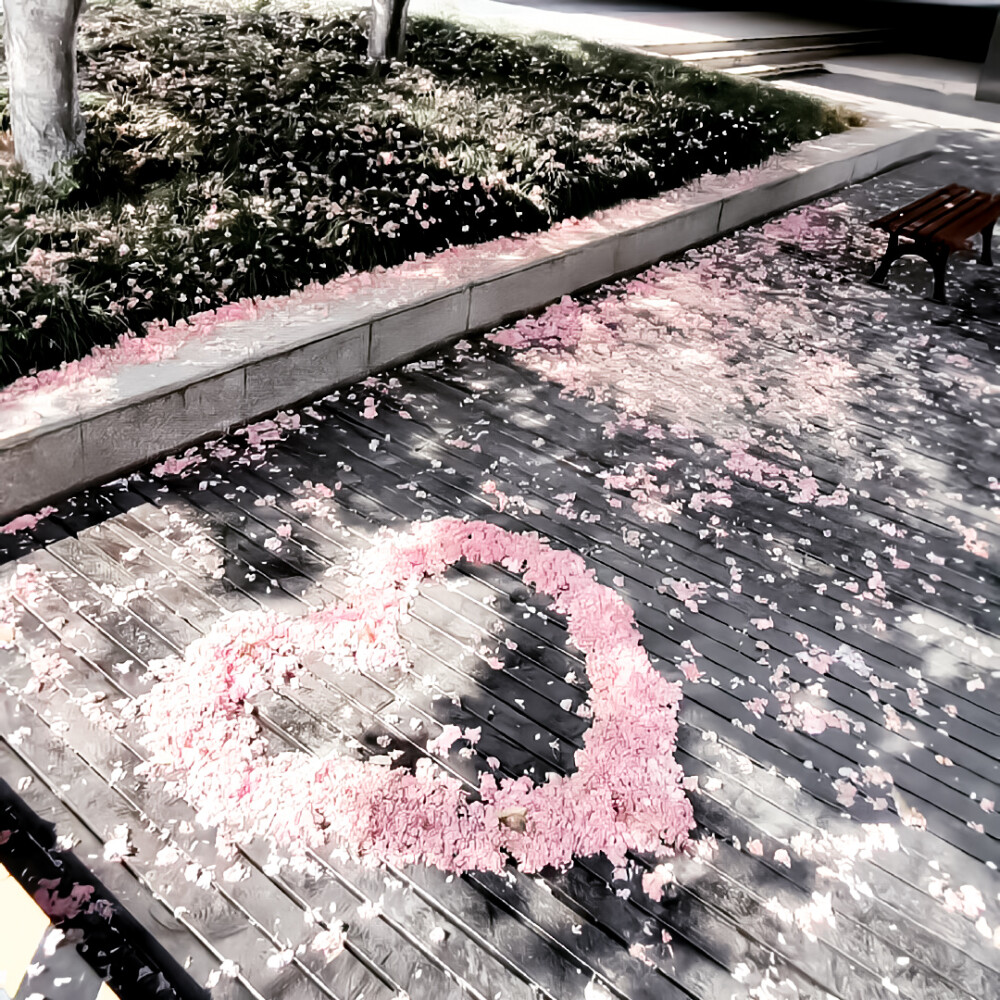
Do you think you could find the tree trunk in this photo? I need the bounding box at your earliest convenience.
[3,0,85,183]
[367,0,410,75]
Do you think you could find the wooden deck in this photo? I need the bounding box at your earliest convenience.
[1,137,998,1000]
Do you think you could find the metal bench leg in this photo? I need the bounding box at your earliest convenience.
[981,222,995,266]
[931,248,950,304]
[870,234,901,285]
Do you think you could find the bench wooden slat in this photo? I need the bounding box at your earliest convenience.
[932,195,1000,250]
[870,183,964,231]
[900,191,981,232]
[887,189,982,241]
[903,190,989,240]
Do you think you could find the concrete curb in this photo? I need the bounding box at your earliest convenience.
[0,122,939,522]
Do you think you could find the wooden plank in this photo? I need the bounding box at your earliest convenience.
[38,508,601,1000]
[872,184,1000,250]
[270,398,1000,881]
[32,539,514,1000]
[83,517,563,1000]
[305,395,1000,806]
[0,742,252,1000]
[870,184,964,230]
[102,475,822,1000]
[165,457,980,1000]
[1,565,404,1000]
[931,194,1000,247]
[903,190,989,241]
[414,356,1000,700]
[127,483,735,1000]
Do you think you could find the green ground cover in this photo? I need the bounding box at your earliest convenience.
[0,0,856,385]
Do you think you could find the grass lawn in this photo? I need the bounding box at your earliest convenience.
[0,0,856,386]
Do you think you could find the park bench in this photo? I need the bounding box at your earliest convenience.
[869,183,1000,303]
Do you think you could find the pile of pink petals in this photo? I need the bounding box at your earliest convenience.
[134,517,694,874]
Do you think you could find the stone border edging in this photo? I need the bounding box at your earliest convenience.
[0,122,939,522]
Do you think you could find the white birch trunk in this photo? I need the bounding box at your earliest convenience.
[3,0,85,183]
[368,0,410,70]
